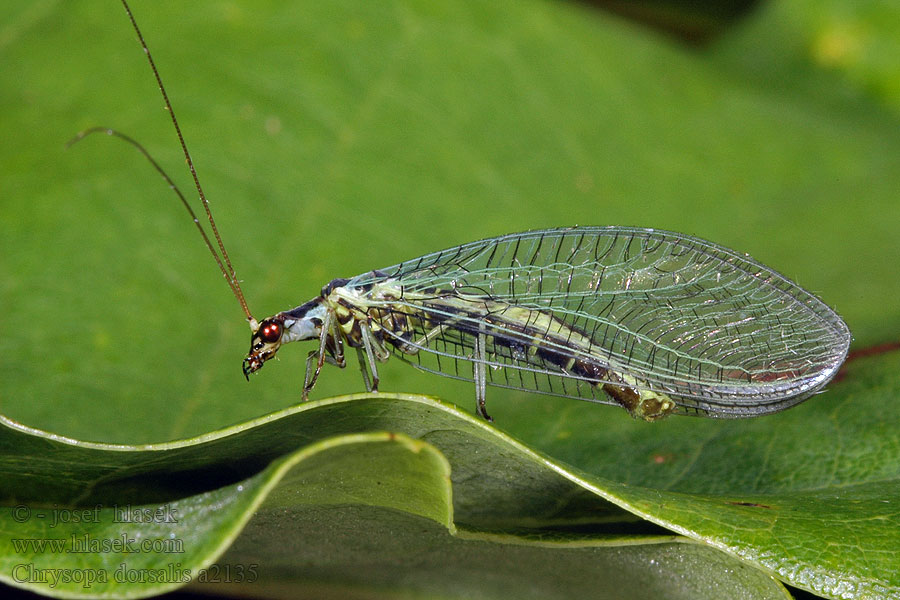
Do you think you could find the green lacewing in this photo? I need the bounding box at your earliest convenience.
[76,1,851,422]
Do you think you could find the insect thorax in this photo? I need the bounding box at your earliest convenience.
[322,279,407,348]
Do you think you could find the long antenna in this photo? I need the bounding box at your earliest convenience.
[67,127,252,322]
[71,0,254,323]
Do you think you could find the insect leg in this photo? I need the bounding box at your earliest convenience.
[358,321,391,392]
[327,310,347,368]
[302,351,318,402]
[302,308,339,401]
[355,347,374,392]
[472,331,492,421]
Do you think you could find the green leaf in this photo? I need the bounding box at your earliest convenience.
[1,351,898,598]
[1,398,792,599]
[0,427,454,598]
[2,0,899,598]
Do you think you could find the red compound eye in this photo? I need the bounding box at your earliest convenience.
[259,321,282,343]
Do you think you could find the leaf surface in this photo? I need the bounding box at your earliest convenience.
[2,0,898,598]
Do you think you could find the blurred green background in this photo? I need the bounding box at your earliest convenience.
[1,0,898,444]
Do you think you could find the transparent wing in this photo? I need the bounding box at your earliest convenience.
[347,227,851,417]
